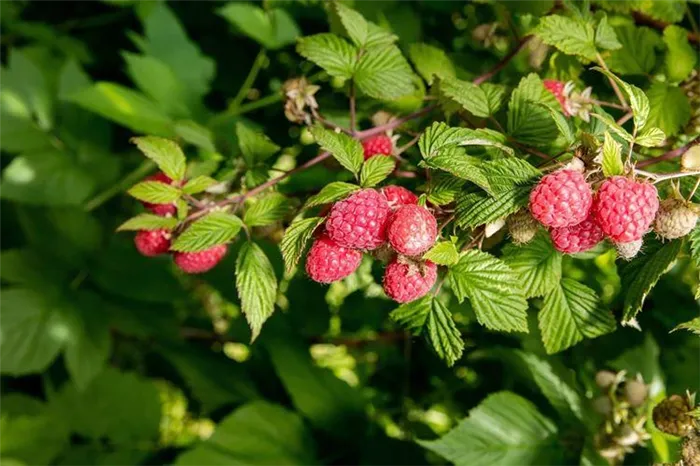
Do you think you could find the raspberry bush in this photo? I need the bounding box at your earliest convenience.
[1,2,699,465]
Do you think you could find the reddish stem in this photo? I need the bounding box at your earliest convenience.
[636,136,700,168]
[472,35,532,85]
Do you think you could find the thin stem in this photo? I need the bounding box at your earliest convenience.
[489,116,505,133]
[315,113,352,135]
[473,35,533,85]
[357,105,436,139]
[635,169,700,183]
[626,128,637,165]
[510,140,550,160]
[235,93,282,115]
[590,99,627,111]
[230,49,267,111]
[184,151,332,224]
[636,136,700,167]
[84,160,156,212]
[616,111,634,126]
[438,214,456,233]
[349,80,357,135]
[596,53,629,109]
[396,134,421,156]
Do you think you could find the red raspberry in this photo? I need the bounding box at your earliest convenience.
[362,134,393,159]
[325,189,391,250]
[134,229,171,257]
[380,185,418,209]
[305,234,362,283]
[173,244,228,274]
[143,172,177,216]
[387,205,437,256]
[529,169,593,228]
[550,214,604,254]
[543,79,570,116]
[383,259,437,303]
[594,176,659,242]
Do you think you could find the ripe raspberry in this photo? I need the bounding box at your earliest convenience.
[362,134,393,159]
[594,176,659,242]
[653,394,697,437]
[387,205,437,256]
[654,198,698,240]
[550,214,604,254]
[134,229,171,257]
[143,172,177,216]
[615,239,643,261]
[173,244,228,274]
[380,185,418,209]
[682,431,700,466]
[543,79,570,116]
[383,259,437,303]
[529,169,593,228]
[507,209,538,245]
[325,189,391,250]
[305,234,362,283]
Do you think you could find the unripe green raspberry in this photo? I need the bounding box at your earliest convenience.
[653,394,697,437]
[300,127,315,145]
[682,431,700,466]
[654,198,698,240]
[615,239,643,261]
[507,209,538,245]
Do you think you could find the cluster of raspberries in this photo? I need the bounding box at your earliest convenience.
[305,185,439,303]
[133,172,227,274]
[518,168,696,259]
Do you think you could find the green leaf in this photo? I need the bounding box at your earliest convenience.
[304,182,360,209]
[0,394,69,465]
[448,250,529,333]
[354,44,416,100]
[117,214,178,232]
[607,25,659,76]
[478,158,541,194]
[66,82,173,136]
[535,15,597,61]
[618,238,682,322]
[427,171,465,206]
[540,103,576,146]
[419,122,514,159]
[0,150,96,206]
[635,126,667,147]
[360,155,395,187]
[174,120,217,153]
[134,3,215,98]
[422,149,490,192]
[0,289,68,375]
[590,112,634,143]
[690,225,700,296]
[182,175,217,195]
[236,121,280,164]
[439,76,491,118]
[310,126,363,175]
[296,33,356,79]
[218,3,300,50]
[409,43,456,84]
[645,82,691,138]
[601,131,624,177]
[455,185,531,229]
[171,211,243,252]
[131,136,187,181]
[123,52,191,118]
[539,278,616,354]
[594,15,622,51]
[423,241,460,266]
[390,296,464,366]
[664,25,697,83]
[482,83,508,114]
[335,3,396,49]
[418,391,560,466]
[280,217,325,273]
[53,368,161,443]
[127,180,181,204]
[236,242,278,341]
[507,74,558,147]
[175,401,317,465]
[63,292,111,390]
[263,319,365,434]
[593,67,650,131]
[244,193,292,227]
[672,317,700,335]
[502,233,562,299]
